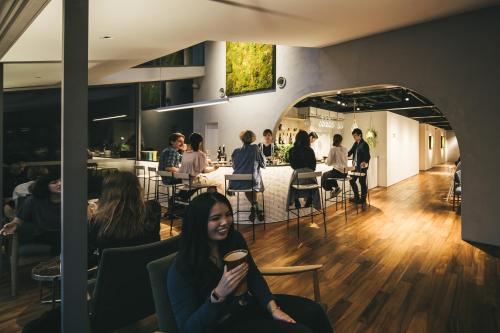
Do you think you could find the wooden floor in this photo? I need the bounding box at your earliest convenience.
[1,165,499,332]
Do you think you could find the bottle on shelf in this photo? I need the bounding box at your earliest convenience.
[288,133,293,144]
[217,146,221,162]
[221,145,226,162]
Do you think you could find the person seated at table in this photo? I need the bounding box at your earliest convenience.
[3,166,49,221]
[229,130,266,222]
[321,134,348,198]
[179,132,220,193]
[288,130,320,209]
[88,171,160,265]
[159,132,186,184]
[308,132,318,145]
[258,129,274,161]
[0,172,62,255]
[167,192,333,333]
[348,128,370,205]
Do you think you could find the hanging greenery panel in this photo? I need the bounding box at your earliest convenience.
[226,42,275,96]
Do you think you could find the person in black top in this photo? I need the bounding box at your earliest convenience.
[348,128,371,205]
[168,192,332,333]
[258,129,274,161]
[288,130,319,209]
[0,172,61,255]
[87,171,160,265]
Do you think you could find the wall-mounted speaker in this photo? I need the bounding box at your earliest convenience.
[277,76,286,89]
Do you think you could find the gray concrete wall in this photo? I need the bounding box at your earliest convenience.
[194,6,500,246]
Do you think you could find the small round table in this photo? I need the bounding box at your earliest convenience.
[32,257,61,309]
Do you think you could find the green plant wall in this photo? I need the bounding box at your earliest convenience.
[226,42,274,95]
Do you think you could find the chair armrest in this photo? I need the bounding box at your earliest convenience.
[260,264,323,304]
[260,264,322,276]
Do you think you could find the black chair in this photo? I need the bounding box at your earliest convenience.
[89,236,180,333]
[287,171,326,239]
[453,170,462,211]
[147,253,324,333]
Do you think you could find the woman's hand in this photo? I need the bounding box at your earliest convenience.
[0,220,20,236]
[271,308,296,324]
[214,263,248,299]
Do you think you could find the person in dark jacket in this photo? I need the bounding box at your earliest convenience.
[1,172,61,255]
[88,171,160,265]
[167,192,332,333]
[288,130,320,209]
[348,128,371,205]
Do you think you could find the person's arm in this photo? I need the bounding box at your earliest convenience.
[168,263,231,333]
[325,148,334,166]
[347,143,355,157]
[289,148,297,169]
[308,148,317,171]
[0,217,23,235]
[256,145,266,169]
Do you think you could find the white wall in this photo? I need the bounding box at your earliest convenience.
[419,124,446,170]
[386,112,420,186]
[446,130,460,163]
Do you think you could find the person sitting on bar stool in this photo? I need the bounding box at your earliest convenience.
[321,134,348,198]
[179,132,221,193]
[229,130,266,222]
[159,132,186,184]
[348,128,371,206]
[288,130,320,209]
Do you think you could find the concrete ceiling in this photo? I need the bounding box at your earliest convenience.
[2,0,499,89]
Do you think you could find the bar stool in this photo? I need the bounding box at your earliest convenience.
[323,175,351,224]
[146,166,163,201]
[348,170,371,211]
[287,171,326,239]
[224,174,265,242]
[169,172,212,234]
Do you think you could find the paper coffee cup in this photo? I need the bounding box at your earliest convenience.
[223,249,248,296]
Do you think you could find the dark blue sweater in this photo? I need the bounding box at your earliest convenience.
[167,231,274,333]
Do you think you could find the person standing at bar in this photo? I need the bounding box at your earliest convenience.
[258,129,274,162]
[348,128,370,205]
[159,132,185,185]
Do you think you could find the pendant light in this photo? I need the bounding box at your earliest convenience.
[351,99,358,131]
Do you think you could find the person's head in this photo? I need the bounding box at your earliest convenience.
[333,134,343,147]
[177,192,235,274]
[294,130,310,148]
[94,171,146,240]
[262,129,273,144]
[27,166,49,181]
[189,132,204,152]
[309,132,318,144]
[239,130,256,145]
[352,128,363,142]
[169,133,185,150]
[31,171,61,199]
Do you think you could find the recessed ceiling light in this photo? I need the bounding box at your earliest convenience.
[337,101,341,105]
[342,103,346,106]
[405,97,410,101]
[100,36,112,39]
[337,90,341,94]
[356,107,360,111]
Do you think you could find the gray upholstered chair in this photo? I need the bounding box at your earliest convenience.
[89,236,180,333]
[147,253,324,333]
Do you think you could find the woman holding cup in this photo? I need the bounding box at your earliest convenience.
[167,192,332,333]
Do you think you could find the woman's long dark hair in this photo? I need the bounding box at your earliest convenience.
[189,132,203,152]
[176,192,235,286]
[31,172,60,199]
[333,134,343,147]
[93,171,146,240]
[294,130,310,148]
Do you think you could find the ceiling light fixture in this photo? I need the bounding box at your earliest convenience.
[93,114,127,122]
[155,97,229,113]
[405,97,410,101]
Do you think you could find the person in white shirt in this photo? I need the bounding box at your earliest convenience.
[179,132,220,193]
[321,134,348,198]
